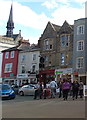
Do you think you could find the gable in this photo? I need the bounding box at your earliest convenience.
[59,21,73,34]
[40,22,57,39]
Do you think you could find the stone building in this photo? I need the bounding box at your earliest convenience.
[38,21,74,83]
[55,21,73,82]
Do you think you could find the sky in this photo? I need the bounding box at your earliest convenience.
[0,0,86,44]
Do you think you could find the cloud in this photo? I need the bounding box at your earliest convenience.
[42,0,58,9]
[0,0,49,30]
[51,5,85,25]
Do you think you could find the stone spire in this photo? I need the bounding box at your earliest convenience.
[6,4,14,37]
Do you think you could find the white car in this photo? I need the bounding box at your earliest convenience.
[18,85,36,96]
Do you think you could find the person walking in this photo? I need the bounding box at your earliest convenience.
[39,82,44,99]
[79,80,84,98]
[62,79,71,100]
[34,82,40,99]
[50,79,57,98]
[58,80,63,98]
[72,80,79,100]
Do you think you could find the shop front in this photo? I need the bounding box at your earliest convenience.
[17,73,37,86]
[55,68,73,82]
[39,69,55,83]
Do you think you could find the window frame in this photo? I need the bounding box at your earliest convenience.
[4,63,13,73]
[77,25,84,35]
[76,57,84,69]
[5,52,9,59]
[10,51,15,58]
[77,40,84,51]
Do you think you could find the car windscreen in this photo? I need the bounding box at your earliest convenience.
[2,85,11,90]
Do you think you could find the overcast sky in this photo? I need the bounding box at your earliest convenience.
[0,0,86,44]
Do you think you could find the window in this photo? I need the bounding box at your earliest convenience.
[50,44,52,49]
[61,53,65,65]
[77,41,84,51]
[5,52,9,59]
[32,65,36,72]
[44,40,49,50]
[44,56,48,62]
[10,51,15,58]
[76,57,83,69]
[21,66,25,73]
[21,55,26,62]
[77,25,84,35]
[60,34,69,47]
[33,54,36,61]
[4,63,12,73]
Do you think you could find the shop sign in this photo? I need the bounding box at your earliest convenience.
[17,74,28,78]
[56,71,63,74]
[55,68,72,74]
[10,73,14,77]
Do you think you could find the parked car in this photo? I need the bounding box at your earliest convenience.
[0,84,15,100]
[18,85,36,96]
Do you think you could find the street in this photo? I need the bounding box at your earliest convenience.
[1,95,85,118]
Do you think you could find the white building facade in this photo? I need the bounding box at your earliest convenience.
[17,46,40,86]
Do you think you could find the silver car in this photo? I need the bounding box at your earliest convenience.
[18,85,36,96]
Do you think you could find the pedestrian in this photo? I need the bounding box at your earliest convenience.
[72,80,79,100]
[79,80,84,98]
[62,78,71,100]
[58,80,63,98]
[50,78,57,98]
[39,82,44,99]
[34,82,40,99]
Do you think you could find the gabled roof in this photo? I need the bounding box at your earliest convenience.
[52,23,61,32]
[59,20,73,33]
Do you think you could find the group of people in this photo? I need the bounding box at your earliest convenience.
[58,79,84,100]
[34,78,84,100]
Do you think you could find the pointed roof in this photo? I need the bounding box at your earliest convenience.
[59,20,73,34]
[8,4,14,23]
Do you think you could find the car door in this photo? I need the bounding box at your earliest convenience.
[27,86,35,95]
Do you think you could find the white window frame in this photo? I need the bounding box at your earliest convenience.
[32,54,36,61]
[76,57,84,69]
[44,39,49,50]
[77,40,84,51]
[5,52,9,59]
[10,51,15,58]
[21,55,26,62]
[4,63,12,73]
[32,65,36,72]
[60,34,70,47]
[77,25,84,35]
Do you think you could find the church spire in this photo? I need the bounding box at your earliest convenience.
[6,4,14,37]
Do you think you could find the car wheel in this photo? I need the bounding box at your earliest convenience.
[19,91,24,96]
